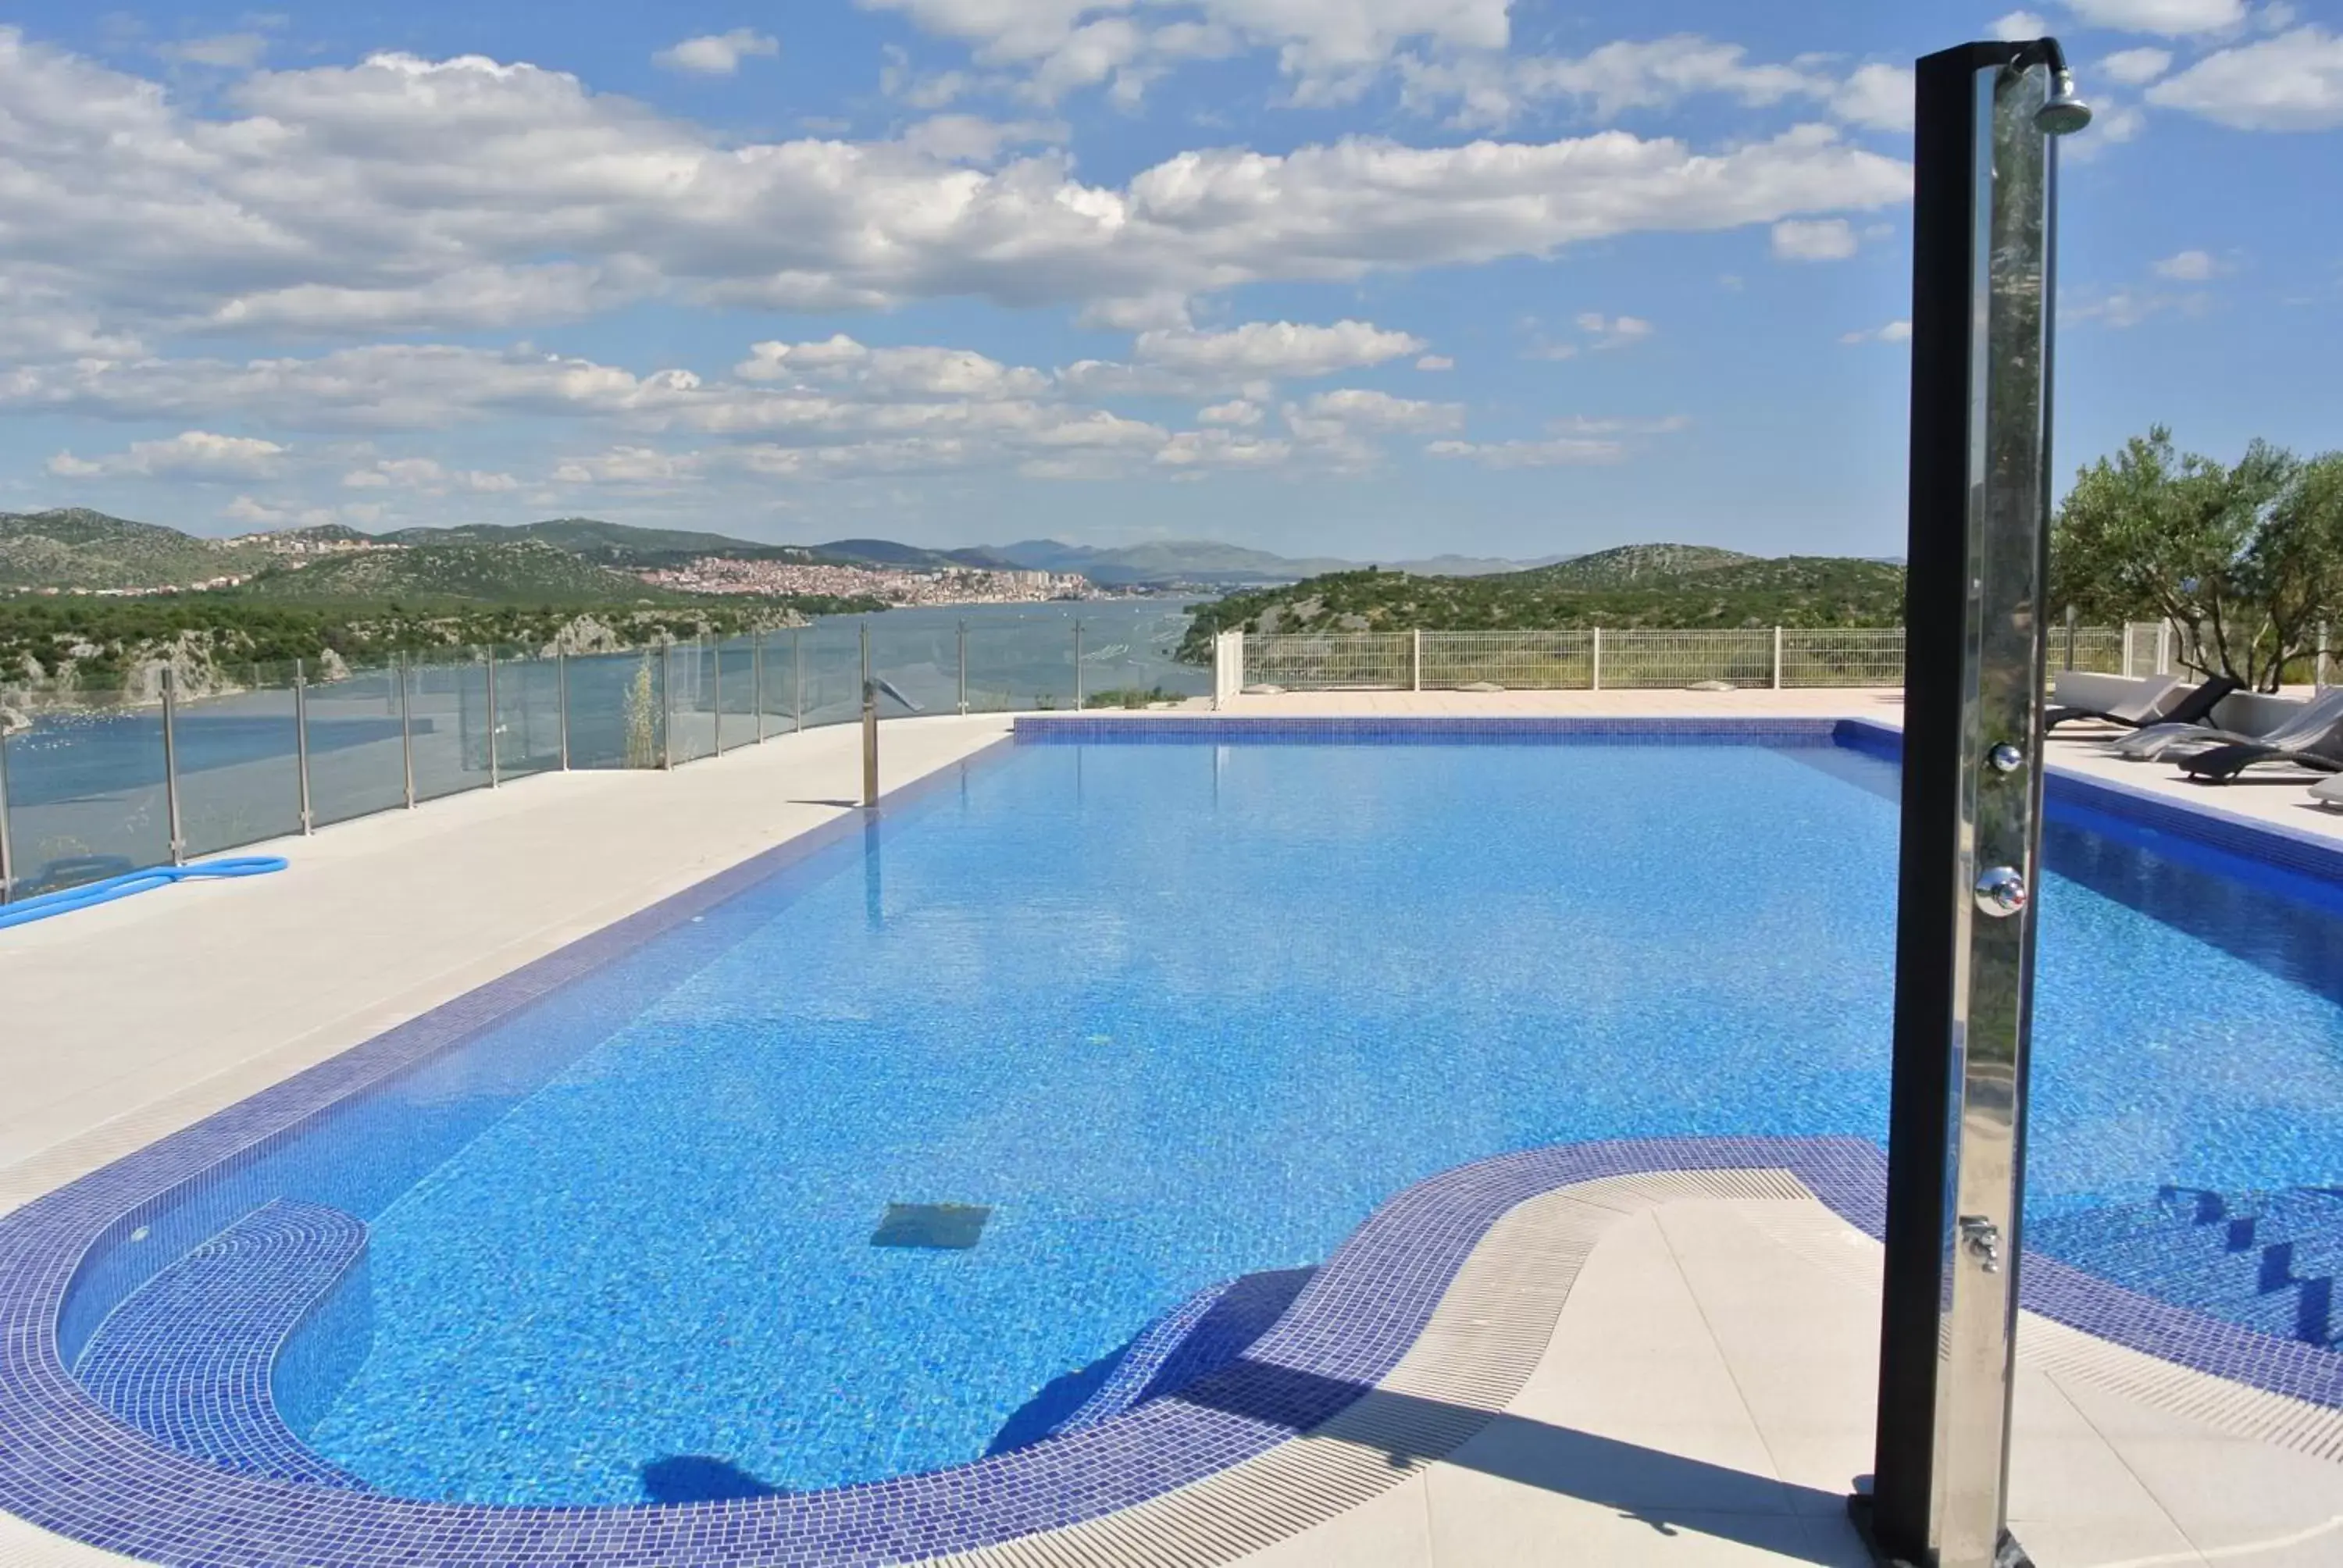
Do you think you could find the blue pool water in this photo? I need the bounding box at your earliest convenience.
[77,737,2343,1506]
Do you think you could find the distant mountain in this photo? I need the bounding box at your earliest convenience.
[383,519,815,569]
[987,538,1574,586]
[233,539,683,605]
[813,538,1022,571]
[1179,545,1908,658]
[1,508,276,590]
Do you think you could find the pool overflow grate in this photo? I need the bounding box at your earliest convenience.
[872,1203,992,1249]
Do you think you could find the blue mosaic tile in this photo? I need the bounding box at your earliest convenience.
[75,1199,369,1489]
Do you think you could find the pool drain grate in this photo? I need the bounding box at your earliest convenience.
[872,1203,992,1249]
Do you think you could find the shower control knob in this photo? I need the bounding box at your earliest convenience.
[1987,743,2025,775]
[1974,866,2028,918]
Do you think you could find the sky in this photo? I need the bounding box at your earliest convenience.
[0,2,2336,561]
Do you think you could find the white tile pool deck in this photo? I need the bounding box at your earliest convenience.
[2,694,2340,1568]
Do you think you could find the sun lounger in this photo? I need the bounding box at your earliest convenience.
[2311,773,2343,811]
[2115,685,2343,761]
[2177,715,2343,783]
[2044,672,2206,732]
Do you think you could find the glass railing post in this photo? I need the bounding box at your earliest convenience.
[558,650,571,770]
[0,715,15,904]
[661,643,675,770]
[399,653,416,809]
[711,636,722,755]
[860,622,878,807]
[1073,619,1084,711]
[958,620,968,715]
[754,631,766,743]
[484,647,500,789]
[793,628,804,732]
[160,666,186,866]
[294,661,314,835]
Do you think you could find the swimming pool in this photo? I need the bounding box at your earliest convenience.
[43,723,2343,1513]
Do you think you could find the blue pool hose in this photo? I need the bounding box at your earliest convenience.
[0,857,289,932]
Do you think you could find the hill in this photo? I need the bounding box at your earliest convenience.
[233,539,685,606]
[1176,546,1908,660]
[1,509,276,590]
[383,519,815,569]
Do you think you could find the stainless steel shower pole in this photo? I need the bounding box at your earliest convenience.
[1863,37,2084,1568]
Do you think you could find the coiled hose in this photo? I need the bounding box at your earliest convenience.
[0,857,288,932]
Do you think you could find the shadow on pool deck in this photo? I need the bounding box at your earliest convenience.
[1175,1360,1857,1566]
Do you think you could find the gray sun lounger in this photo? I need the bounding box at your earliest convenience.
[2177,715,2343,783]
[2311,772,2343,811]
[2116,686,2343,761]
[2043,673,2185,731]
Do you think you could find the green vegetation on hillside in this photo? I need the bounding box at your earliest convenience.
[1176,545,1908,661]
[234,538,679,605]
[1,509,276,591]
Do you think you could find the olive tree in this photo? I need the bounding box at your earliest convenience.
[2052,428,2343,691]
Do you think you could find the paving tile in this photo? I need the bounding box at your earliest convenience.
[1423,1472,1867,1568]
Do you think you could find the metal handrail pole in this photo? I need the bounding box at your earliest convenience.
[661,643,675,770]
[711,636,723,755]
[1072,619,1084,711]
[558,650,571,770]
[1590,627,1603,691]
[294,661,313,834]
[958,620,968,715]
[793,628,804,731]
[160,667,186,865]
[754,631,766,743]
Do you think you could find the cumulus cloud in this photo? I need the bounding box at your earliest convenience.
[1414,354,1453,371]
[1574,312,1654,349]
[654,30,780,75]
[343,458,520,493]
[1838,319,1912,344]
[1395,34,1832,131]
[46,430,287,480]
[2101,46,2176,85]
[0,34,1913,343]
[2148,27,2343,130]
[1197,398,1263,426]
[158,32,270,69]
[1133,319,1424,378]
[734,335,1054,398]
[1990,12,2051,42]
[1771,217,1858,261]
[2066,0,2247,35]
[2150,248,2228,280]
[1425,435,1627,468]
[1835,62,1915,132]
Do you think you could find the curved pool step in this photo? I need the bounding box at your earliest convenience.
[1057,1267,1318,1436]
[74,1199,369,1488]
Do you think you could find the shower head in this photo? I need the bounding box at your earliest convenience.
[2012,38,2093,136]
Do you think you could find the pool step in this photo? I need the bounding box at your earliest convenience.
[73,1199,369,1488]
[2029,1186,2343,1349]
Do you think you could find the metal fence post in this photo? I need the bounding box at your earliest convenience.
[1772,626,1785,690]
[557,650,571,770]
[861,622,879,807]
[1590,627,1603,691]
[958,620,968,715]
[484,647,500,788]
[294,661,314,834]
[0,708,16,903]
[160,666,186,865]
[793,628,804,732]
[711,636,723,755]
[1072,619,1085,710]
[1411,629,1422,693]
[2063,604,2078,670]
[2316,621,2331,690]
[660,643,675,770]
[399,654,415,808]
[754,632,767,743]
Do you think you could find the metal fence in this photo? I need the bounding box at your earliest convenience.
[1236,625,2134,693]
[0,613,1202,904]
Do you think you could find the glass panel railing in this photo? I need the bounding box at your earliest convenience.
[494,652,565,782]
[565,650,665,770]
[405,655,490,804]
[0,682,169,894]
[178,664,303,857]
[305,663,408,828]
[797,622,865,729]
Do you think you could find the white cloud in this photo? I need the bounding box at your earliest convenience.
[2100,46,2175,85]
[1197,398,1263,426]
[1425,435,1626,468]
[0,37,1913,342]
[863,0,1507,105]
[158,33,269,69]
[1771,217,1858,261]
[2148,27,2343,130]
[2066,0,2248,35]
[895,113,1066,163]
[1835,62,1915,133]
[2065,287,2209,327]
[654,30,780,76]
[1574,312,1654,349]
[1286,387,1463,433]
[1414,354,1453,371]
[45,430,287,480]
[1395,34,1832,131]
[1991,12,2051,41]
[552,447,705,485]
[735,335,1054,398]
[1154,429,1293,469]
[1132,319,1425,379]
[2150,248,2226,280]
[1838,319,1912,344]
[342,458,520,493]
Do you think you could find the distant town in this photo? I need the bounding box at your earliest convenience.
[635,557,1098,606]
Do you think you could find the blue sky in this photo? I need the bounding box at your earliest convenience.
[0,1,2335,560]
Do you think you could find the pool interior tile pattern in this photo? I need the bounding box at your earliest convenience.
[2,717,2340,1566]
